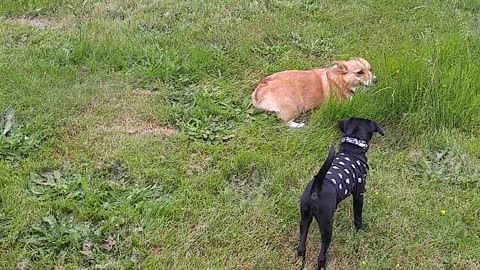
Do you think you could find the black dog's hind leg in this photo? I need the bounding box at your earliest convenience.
[353,192,364,230]
[297,209,313,257]
[317,218,333,270]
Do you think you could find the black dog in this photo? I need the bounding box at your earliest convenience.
[297,117,384,269]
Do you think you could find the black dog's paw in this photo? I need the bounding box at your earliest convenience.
[355,223,368,232]
[296,246,306,257]
[317,259,326,270]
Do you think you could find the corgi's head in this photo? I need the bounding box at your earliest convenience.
[331,58,377,95]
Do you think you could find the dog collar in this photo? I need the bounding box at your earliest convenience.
[341,136,368,150]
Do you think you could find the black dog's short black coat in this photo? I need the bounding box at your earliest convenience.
[297,117,384,269]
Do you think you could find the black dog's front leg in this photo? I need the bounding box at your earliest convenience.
[353,192,364,230]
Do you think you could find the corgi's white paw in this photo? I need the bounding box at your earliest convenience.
[288,121,305,128]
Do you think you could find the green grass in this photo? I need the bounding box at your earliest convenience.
[0,0,479,269]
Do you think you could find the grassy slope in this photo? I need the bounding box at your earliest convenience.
[0,0,479,269]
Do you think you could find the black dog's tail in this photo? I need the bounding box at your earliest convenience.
[310,145,335,194]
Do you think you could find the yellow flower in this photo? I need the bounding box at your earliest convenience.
[441,209,447,215]
[361,261,367,266]
[396,263,400,268]
[374,191,379,196]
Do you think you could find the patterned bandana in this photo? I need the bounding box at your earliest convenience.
[340,136,368,150]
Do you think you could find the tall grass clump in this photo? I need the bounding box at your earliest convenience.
[313,34,480,137]
[383,35,480,133]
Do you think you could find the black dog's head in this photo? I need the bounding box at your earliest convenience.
[338,117,384,143]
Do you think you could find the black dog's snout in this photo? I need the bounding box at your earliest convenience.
[372,77,378,84]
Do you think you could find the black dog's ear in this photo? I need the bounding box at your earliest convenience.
[373,121,384,136]
[338,119,347,133]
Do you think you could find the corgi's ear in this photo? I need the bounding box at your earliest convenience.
[333,61,348,74]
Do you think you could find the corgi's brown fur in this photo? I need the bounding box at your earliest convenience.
[252,58,377,128]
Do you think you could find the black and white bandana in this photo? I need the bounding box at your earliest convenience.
[326,153,368,200]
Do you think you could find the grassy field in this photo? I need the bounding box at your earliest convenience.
[0,0,479,269]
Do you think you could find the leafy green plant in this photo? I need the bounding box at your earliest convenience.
[0,106,46,161]
[168,86,254,143]
[226,164,271,201]
[407,148,480,188]
[22,168,170,267]
[95,159,131,186]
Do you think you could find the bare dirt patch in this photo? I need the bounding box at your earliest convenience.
[6,17,60,30]
[86,86,175,138]
[97,114,176,137]
[126,124,176,136]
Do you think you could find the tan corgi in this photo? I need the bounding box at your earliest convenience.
[252,58,377,128]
